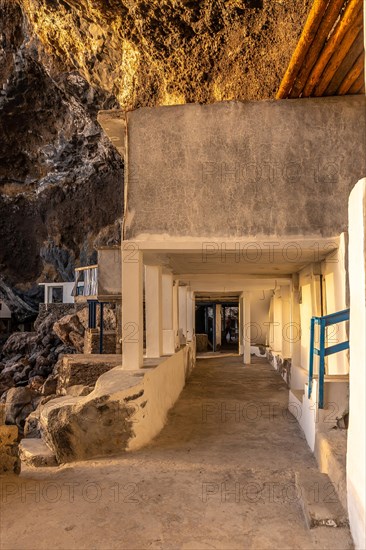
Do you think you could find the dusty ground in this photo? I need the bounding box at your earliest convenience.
[0,357,353,549]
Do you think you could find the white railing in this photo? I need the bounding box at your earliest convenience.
[74,265,98,297]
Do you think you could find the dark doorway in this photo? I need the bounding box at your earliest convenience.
[195,301,239,353]
[51,287,63,303]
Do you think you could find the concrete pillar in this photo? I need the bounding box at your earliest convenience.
[290,276,301,362]
[145,265,163,358]
[121,247,143,369]
[186,288,194,342]
[347,178,366,550]
[311,263,322,316]
[238,295,244,355]
[243,292,251,364]
[178,286,187,344]
[289,274,305,390]
[281,285,291,358]
[272,290,282,352]
[173,279,180,351]
[44,285,49,305]
[162,272,175,354]
[215,304,222,349]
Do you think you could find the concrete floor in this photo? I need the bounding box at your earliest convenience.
[0,357,353,549]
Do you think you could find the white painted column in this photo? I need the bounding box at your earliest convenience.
[215,304,222,349]
[238,295,244,355]
[289,275,306,390]
[145,265,163,358]
[272,289,283,353]
[186,287,194,342]
[281,285,291,358]
[290,276,301,362]
[173,279,180,351]
[243,292,251,364]
[45,285,49,305]
[162,272,175,354]
[122,246,144,369]
[347,178,366,550]
[178,285,187,344]
[311,264,322,316]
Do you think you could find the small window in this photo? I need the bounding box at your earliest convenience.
[51,287,63,303]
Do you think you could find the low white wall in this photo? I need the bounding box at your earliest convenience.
[287,387,317,451]
[40,341,196,462]
[40,282,75,304]
[347,179,366,550]
[299,382,317,451]
[128,344,194,450]
[63,283,75,304]
[290,365,308,390]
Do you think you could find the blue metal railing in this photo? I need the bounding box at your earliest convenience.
[308,308,349,409]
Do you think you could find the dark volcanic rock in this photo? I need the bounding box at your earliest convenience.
[0,279,38,323]
[0,307,82,431]
[0,307,83,400]
[0,371,15,398]
[41,375,58,396]
[0,0,123,322]
[2,332,37,355]
[20,0,312,108]
[5,386,41,431]
[0,0,311,322]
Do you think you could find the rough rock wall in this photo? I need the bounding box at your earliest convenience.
[0,1,123,318]
[20,0,312,107]
[0,0,311,320]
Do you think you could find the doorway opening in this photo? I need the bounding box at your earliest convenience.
[195,301,239,354]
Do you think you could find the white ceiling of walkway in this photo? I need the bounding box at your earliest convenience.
[143,242,336,277]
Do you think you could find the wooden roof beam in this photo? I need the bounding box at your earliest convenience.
[276,0,330,99]
[302,0,361,97]
[337,50,365,94]
[347,70,365,93]
[313,8,363,96]
[324,29,364,95]
[288,0,346,98]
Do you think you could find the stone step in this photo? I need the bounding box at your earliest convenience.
[296,469,349,529]
[19,438,57,468]
[290,389,304,403]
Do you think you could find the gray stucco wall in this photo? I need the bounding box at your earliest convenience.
[125,97,366,239]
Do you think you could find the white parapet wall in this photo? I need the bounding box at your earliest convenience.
[39,341,196,463]
[299,383,317,451]
[39,282,75,304]
[347,178,366,550]
[128,343,195,450]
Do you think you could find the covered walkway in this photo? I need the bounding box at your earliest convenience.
[1,357,352,549]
